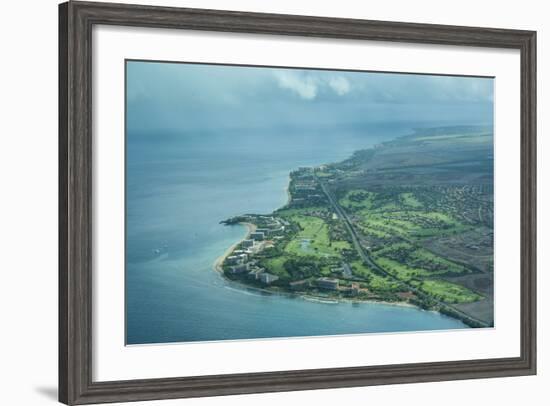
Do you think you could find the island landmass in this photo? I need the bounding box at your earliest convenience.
[217,126,494,328]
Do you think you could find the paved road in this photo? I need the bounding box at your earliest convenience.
[316,177,490,328]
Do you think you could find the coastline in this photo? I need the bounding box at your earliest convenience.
[213,222,421,311]
[210,134,487,329]
[214,222,256,273]
[220,276,430,312]
[220,274,467,328]
[218,271,420,308]
[214,172,290,276]
[212,182,420,311]
[299,294,418,309]
[284,173,291,206]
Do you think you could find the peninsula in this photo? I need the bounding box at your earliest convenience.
[218,126,494,328]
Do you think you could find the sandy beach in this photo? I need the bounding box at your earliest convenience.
[214,222,257,273]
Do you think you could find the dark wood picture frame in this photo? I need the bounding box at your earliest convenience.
[59,1,537,404]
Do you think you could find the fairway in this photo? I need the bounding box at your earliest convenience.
[284,215,350,257]
[351,261,401,292]
[418,279,482,303]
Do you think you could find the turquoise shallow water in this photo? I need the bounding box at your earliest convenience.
[126,124,467,344]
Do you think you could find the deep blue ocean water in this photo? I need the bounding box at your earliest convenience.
[126,123,467,344]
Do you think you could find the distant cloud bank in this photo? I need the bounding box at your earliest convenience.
[126,61,494,133]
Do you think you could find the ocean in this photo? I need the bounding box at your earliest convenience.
[126,122,467,344]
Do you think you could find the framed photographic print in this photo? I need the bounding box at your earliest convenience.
[59,1,536,404]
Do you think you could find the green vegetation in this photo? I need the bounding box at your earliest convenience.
[374,256,430,280]
[276,206,327,217]
[400,192,423,208]
[358,208,468,239]
[339,190,375,210]
[373,243,469,277]
[264,256,290,279]
[284,215,350,258]
[350,261,401,293]
[417,279,482,303]
[221,125,493,327]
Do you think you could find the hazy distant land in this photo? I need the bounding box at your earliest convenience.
[219,126,494,328]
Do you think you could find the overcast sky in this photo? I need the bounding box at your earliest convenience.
[126,61,494,135]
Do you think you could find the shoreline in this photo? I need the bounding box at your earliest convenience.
[219,275,431,312]
[284,173,291,206]
[211,137,485,328]
[214,222,256,273]
[299,294,418,309]
[213,193,420,312]
[213,226,421,311]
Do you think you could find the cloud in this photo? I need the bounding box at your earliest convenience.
[328,76,351,95]
[273,71,352,100]
[126,61,494,134]
[274,71,318,100]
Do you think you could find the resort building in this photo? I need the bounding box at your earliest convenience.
[236,253,248,262]
[229,263,250,274]
[316,277,339,291]
[247,268,263,280]
[259,273,279,285]
[250,232,265,241]
[242,239,254,248]
[289,280,310,291]
[331,266,344,274]
[225,256,239,265]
